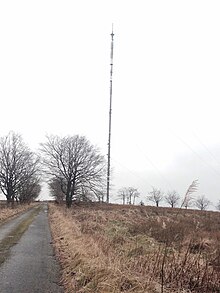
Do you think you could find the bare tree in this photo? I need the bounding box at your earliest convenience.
[0,132,40,206]
[126,187,139,205]
[92,188,105,203]
[18,178,41,204]
[147,187,164,207]
[182,180,198,209]
[216,200,220,211]
[117,187,139,205]
[131,187,140,205]
[165,190,180,208]
[49,177,65,204]
[40,135,106,208]
[49,176,105,204]
[77,185,105,202]
[195,195,211,210]
[117,188,127,205]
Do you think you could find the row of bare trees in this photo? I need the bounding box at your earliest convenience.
[0,132,41,205]
[147,181,212,210]
[0,132,218,211]
[117,187,140,205]
[0,132,106,208]
[117,181,215,210]
[117,186,181,207]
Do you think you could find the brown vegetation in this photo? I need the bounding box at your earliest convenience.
[49,202,220,293]
[0,201,36,224]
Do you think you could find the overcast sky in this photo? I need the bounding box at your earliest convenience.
[1,1,220,207]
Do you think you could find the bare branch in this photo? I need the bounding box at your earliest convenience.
[195,195,211,210]
[147,187,164,207]
[40,134,106,207]
[0,132,40,205]
[165,190,180,208]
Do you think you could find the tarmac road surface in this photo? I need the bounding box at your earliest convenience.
[0,204,63,293]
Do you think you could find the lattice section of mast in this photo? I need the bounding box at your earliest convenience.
[107,26,114,203]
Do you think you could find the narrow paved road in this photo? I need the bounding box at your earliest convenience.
[0,204,63,293]
[0,207,39,242]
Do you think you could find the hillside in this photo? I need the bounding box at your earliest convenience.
[49,203,220,293]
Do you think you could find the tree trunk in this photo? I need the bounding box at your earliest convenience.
[66,195,72,208]
[6,197,11,207]
[65,180,75,208]
[65,182,72,208]
[6,188,14,208]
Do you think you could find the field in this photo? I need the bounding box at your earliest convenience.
[49,203,220,293]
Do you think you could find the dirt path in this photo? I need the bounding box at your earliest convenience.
[0,203,63,293]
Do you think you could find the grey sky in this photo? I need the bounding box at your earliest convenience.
[0,1,220,206]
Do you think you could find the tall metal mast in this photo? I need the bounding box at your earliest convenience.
[107,25,114,203]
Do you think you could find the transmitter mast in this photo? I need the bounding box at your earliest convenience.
[106,25,114,203]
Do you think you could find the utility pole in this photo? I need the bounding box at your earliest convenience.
[107,25,114,203]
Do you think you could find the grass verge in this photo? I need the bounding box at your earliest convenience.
[49,203,220,293]
[0,202,38,225]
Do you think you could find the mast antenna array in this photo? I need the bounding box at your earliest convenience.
[107,25,114,203]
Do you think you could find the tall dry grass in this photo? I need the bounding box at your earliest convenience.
[49,203,220,293]
[0,202,36,224]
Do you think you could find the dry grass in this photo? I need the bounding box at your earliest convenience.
[48,203,220,293]
[0,201,37,224]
